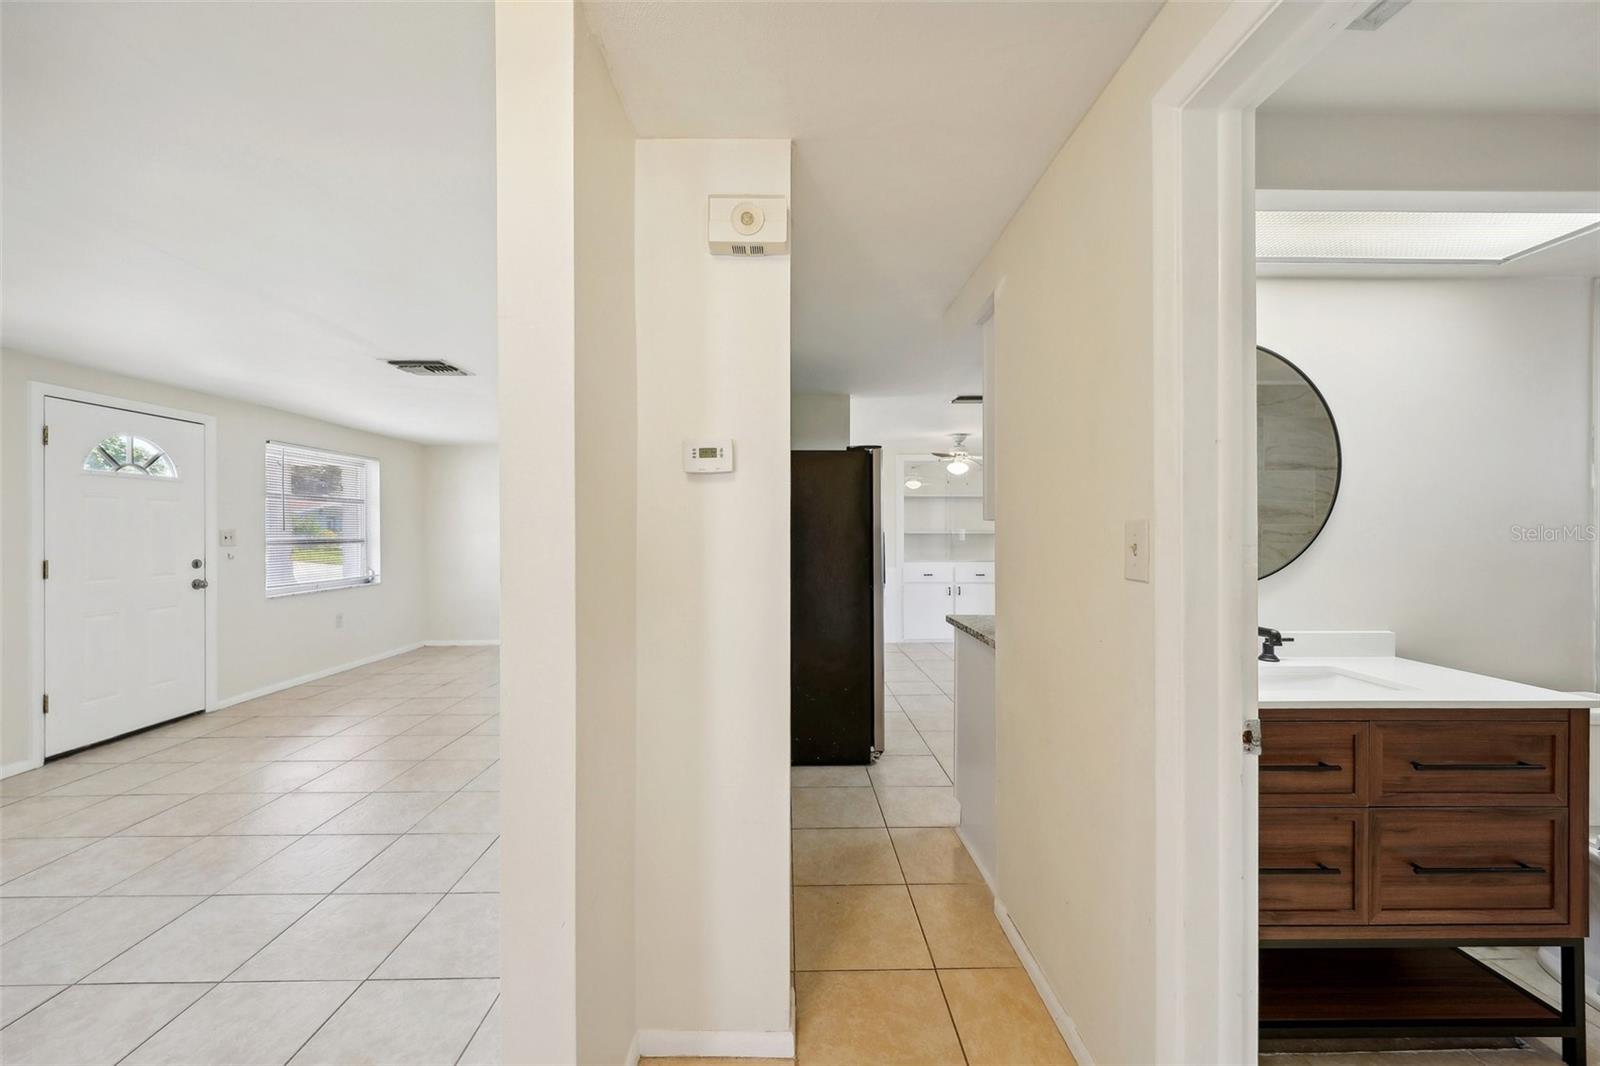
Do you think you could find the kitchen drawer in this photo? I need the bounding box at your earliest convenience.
[1372,721,1567,806]
[903,563,954,584]
[1370,809,1567,925]
[1260,721,1365,806]
[954,562,994,583]
[1260,809,1365,925]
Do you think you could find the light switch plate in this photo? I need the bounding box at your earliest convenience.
[1124,519,1150,582]
[219,529,237,547]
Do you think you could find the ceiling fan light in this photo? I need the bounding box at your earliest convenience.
[904,478,922,490]
[945,459,970,476]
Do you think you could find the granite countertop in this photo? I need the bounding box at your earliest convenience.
[946,614,995,649]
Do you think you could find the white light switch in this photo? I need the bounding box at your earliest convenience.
[1124,519,1150,583]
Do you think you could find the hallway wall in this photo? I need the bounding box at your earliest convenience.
[633,138,794,1045]
[944,2,1233,1062]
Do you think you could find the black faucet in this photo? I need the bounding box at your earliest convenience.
[1258,626,1294,663]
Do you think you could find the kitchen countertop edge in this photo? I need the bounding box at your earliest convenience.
[946,614,995,649]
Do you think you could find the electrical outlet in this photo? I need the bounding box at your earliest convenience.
[334,613,344,630]
[1124,519,1150,582]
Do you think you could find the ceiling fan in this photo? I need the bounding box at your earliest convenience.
[932,433,982,476]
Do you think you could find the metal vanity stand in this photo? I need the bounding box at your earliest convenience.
[1256,706,1590,1065]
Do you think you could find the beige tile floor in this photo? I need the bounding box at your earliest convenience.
[0,645,501,1066]
[784,641,1075,1066]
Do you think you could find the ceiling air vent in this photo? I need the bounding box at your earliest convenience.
[386,360,472,377]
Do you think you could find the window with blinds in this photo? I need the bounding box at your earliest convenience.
[265,441,381,596]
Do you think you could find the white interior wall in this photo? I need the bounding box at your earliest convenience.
[790,392,849,449]
[573,11,638,1062]
[422,444,500,643]
[494,1,579,1058]
[0,347,429,771]
[1257,112,1600,193]
[943,2,1232,1061]
[633,138,793,1046]
[1257,277,1596,691]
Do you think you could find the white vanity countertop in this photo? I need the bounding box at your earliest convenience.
[1260,632,1600,710]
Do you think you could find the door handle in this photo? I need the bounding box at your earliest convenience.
[192,578,209,590]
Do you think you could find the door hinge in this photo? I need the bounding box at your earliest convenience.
[1243,717,1262,756]
[42,424,49,446]
[42,694,49,715]
[42,559,49,580]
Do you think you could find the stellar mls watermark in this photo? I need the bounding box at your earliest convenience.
[1511,523,1598,543]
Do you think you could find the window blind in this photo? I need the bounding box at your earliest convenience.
[265,441,379,596]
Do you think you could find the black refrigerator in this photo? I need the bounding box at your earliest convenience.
[791,446,884,765]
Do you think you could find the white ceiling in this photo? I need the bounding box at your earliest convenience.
[584,1,1162,398]
[2,2,498,445]
[1259,1,1600,281]
[1264,1,1600,115]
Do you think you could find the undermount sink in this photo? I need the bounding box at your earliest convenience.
[1258,663,1412,697]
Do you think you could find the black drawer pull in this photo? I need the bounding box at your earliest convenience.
[1409,759,1545,772]
[1261,862,1340,877]
[1262,761,1342,774]
[1409,861,1546,876]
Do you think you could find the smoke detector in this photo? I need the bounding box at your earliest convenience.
[386,360,472,377]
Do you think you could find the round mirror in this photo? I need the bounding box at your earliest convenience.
[1257,346,1341,579]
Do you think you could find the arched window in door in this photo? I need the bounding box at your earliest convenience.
[82,434,177,478]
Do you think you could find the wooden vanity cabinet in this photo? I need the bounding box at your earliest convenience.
[1259,707,1588,941]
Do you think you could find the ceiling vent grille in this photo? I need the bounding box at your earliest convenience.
[386,360,472,377]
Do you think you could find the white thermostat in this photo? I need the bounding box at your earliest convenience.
[683,439,735,473]
[708,196,789,256]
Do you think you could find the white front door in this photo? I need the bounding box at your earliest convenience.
[44,397,207,755]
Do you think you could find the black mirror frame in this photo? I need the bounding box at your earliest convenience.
[1258,344,1343,581]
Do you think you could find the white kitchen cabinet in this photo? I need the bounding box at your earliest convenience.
[903,580,957,640]
[954,580,994,615]
[902,562,994,640]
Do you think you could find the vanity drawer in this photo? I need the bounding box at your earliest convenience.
[1260,721,1365,806]
[1372,721,1567,806]
[1260,809,1365,925]
[1370,809,1567,925]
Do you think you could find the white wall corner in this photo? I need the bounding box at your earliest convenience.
[993,897,1094,1066]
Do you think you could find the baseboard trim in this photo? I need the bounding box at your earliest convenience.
[423,639,501,647]
[993,896,1094,1066]
[1,757,45,781]
[956,825,998,897]
[624,1032,641,1066]
[634,1027,796,1060]
[213,642,424,709]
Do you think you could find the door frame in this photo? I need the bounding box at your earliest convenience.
[1148,1,1366,1060]
[24,382,220,771]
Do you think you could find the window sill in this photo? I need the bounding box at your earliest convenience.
[266,578,382,599]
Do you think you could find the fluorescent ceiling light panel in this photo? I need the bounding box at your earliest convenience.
[1256,211,1600,264]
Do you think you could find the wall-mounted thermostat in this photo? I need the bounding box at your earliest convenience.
[708,196,789,256]
[683,439,735,474]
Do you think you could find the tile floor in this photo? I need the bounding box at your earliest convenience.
[785,641,1075,1066]
[0,645,501,1066]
